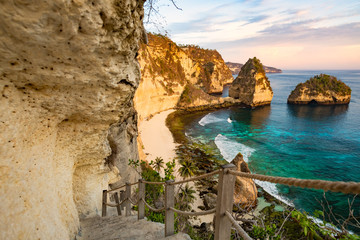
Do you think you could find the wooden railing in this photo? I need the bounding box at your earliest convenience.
[102,163,360,240]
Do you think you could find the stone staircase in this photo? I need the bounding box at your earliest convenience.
[76,213,191,240]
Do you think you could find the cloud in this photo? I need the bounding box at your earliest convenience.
[149,0,360,69]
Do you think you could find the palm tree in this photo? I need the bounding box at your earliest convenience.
[152,157,164,172]
[178,158,198,179]
[178,184,196,206]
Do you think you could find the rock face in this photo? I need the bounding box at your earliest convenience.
[287,74,351,105]
[182,45,234,94]
[229,57,273,107]
[134,34,233,121]
[226,61,282,75]
[231,153,258,207]
[0,1,144,239]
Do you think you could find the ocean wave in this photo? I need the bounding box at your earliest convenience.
[198,113,224,126]
[214,134,255,162]
[214,134,293,207]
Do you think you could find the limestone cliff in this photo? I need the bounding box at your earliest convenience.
[287,74,351,105]
[231,153,258,207]
[0,1,144,239]
[134,34,233,120]
[181,45,234,93]
[229,57,273,107]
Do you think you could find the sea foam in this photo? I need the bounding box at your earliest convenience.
[214,134,293,206]
[198,113,224,126]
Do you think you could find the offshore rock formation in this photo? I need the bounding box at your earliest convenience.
[0,0,144,239]
[288,74,351,105]
[134,34,233,120]
[226,61,282,75]
[229,57,273,107]
[231,153,258,207]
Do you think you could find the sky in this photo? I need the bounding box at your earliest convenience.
[145,0,360,70]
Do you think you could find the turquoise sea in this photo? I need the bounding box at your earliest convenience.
[185,70,360,229]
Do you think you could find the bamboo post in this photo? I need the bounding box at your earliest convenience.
[114,192,121,216]
[125,182,131,216]
[120,190,125,211]
[102,190,107,217]
[165,180,175,237]
[214,164,236,240]
[138,179,145,220]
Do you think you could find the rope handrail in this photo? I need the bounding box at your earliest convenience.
[128,198,138,206]
[106,198,126,207]
[141,199,165,212]
[107,184,126,193]
[143,180,165,185]
[225,211,252,240]
[169,169,221,185]
[228,170,360,195]
[169,207,216,216]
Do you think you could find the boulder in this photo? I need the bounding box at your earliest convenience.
[203,193,217,210]
[287,74,351,105]
[231,153,258,207]
[229,57,273,107]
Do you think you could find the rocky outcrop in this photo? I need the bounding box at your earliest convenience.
[176,84,243,111]
[134,34,233,121]
[229,57,273,107]
[287,74,351,105]
[0,1,144,239]
[226,61,282,75]
[182,45,233,93]
[231,153,258,207]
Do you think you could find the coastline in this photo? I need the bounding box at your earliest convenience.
[138,109,214,224]
[138,109,178,165]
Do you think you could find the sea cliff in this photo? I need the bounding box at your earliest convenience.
[134,34,233,121]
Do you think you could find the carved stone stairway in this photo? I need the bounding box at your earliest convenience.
[76,213,191,240]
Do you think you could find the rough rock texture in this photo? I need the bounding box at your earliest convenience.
[225,61,282,75]
[134,34,233,121]
[176,84,242,111]
[0,1,144,239]
[287,74,351,105]
[231,153,258,207]
[229,57,273,107]
[182,45,234,93]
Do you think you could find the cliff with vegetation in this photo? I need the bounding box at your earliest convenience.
[226,61,282,75]
[181,45,234,93]
[0,1,144,239]
[134,34,233,120]
[229,57,273,107]
[287,74,351,105]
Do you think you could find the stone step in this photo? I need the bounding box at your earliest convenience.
[76,214,191,240]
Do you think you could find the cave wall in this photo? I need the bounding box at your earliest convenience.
[0,0,144,239]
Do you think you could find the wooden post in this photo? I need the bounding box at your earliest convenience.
[114,192,121,216]
[165,180,175,237]
[214,164,236,240]
[138,179,145,220]
[102,190,107,217]
[125,182,132,216]
[120,190,125,211]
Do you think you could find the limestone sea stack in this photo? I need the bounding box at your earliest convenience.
[229,57,273,107]
[287,74,351,105]
[231,153,258,207]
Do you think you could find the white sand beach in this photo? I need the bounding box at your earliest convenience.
[138,109,214,225]
[138,109,178,164]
